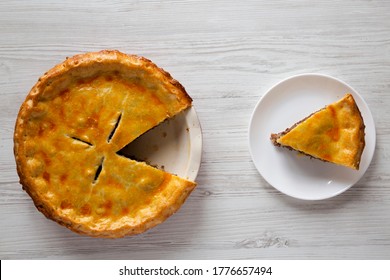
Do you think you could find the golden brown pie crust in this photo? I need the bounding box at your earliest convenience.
[271,94,365,170]
[14,50,196,238]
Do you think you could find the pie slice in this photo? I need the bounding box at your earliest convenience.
[14,50,197,238]
[270,93,365,170]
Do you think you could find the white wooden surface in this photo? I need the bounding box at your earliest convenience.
[1,0,390,260]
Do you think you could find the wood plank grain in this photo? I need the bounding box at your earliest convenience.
[1,0,390,260]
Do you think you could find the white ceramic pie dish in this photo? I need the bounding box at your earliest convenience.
[120,106,202,182]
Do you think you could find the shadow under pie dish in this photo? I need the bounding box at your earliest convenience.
[14,50,197,238]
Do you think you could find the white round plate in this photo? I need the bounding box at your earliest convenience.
[119,107,202,181]
[249,73,376,200]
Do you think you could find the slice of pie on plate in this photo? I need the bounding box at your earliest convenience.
[14,50,197,238]
[271,93,365,170]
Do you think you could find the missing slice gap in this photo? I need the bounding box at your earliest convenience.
[115,117,171,169]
